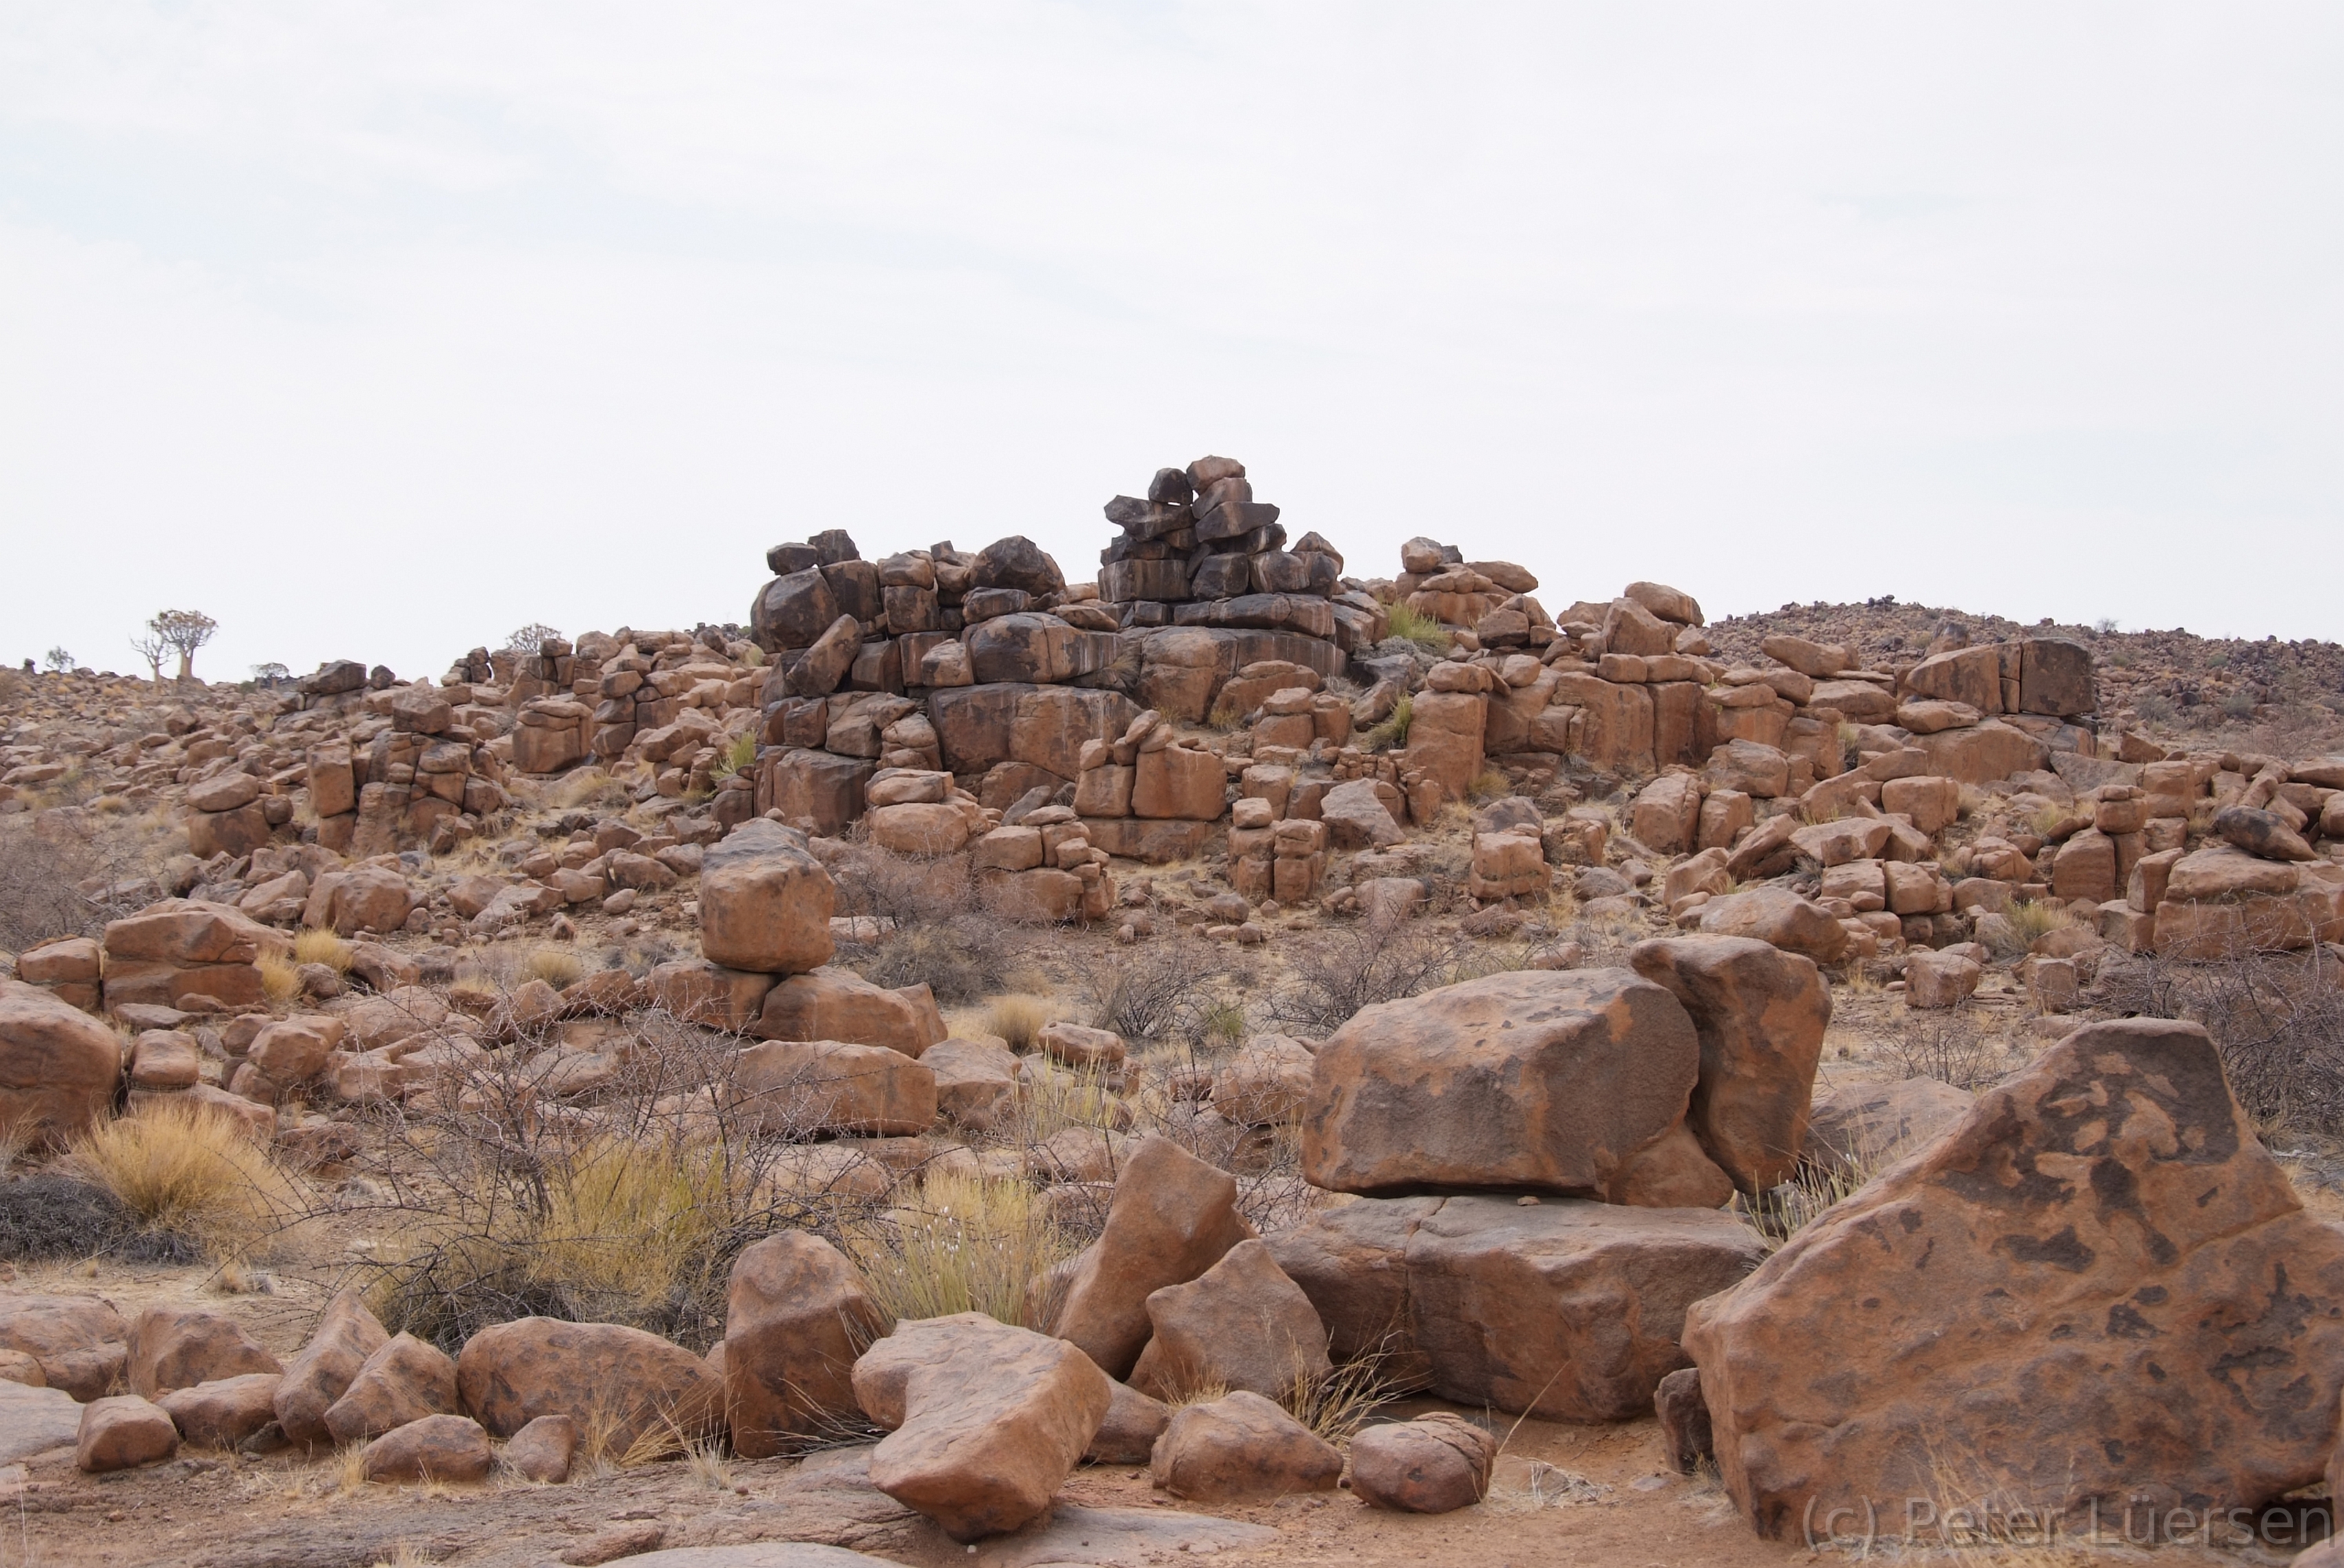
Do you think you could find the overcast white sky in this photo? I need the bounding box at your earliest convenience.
[3,4,2339,683]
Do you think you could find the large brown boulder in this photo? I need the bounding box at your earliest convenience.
[698,820,836,976]
[0,980,123,1146]
[731,1039,936,1136]
[852,1312,1112,1541]
[128,1306,282,1399]
[1627,938,1830,1194]
[1694,886,1848,962]
[456,1318,722,1455]
[1041,1134,1253,1380]
[1126,1240,1330,1402]
[1267,1194,1764,1421]
[1300,968,1715,1200]
[76,1394,179,1472]
[0,1294,129,1402]
[753,967,944,1053]
[359,1413,493,1483]
[725,1232,882,1458]
[1799,1078,1973,1181]
[1682,1018,2344,1539]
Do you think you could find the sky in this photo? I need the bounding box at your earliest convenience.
[3,3,2340,684]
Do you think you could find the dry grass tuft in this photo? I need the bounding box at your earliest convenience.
[983,993,1056,1052]
[1360,691,1412,752]
[547,768,632,812]
[849,1172,1074,1330]
[521,945,585,989]
[293,927,353,971]
[258,950,302,1004]
[67,1103,302,1261]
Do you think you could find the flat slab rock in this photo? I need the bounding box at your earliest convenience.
[0,1379,83,1464]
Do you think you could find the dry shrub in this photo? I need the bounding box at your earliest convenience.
[293,928,353,971]
[0,822,145,950]
[66,1104,303,1261]
[983,993,1056,1052]
[849,914,1017,1006]
[1865,1013,2009,1091]
[1079,938,1230,1044]
[2100,947,2344,1136]
[546,769,632,812]
[1990,900,2073,959]
[849,1171,1073,1330]
[0,1172,202,1263]
[1264,915,1484,1037]
[351,1017,891,1352]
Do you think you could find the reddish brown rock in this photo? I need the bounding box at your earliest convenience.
[1268,1195,1763,1421]
[0,979,123,1145]
[0,1294,129,1402]
[754,967,944,1054]
[76,1394,180,1472]
[1800,1078,1975,1180]
[360,1412,493,1483]
[1300,968,1702,1199]
[128,1305,282,1399]
[456,1318,722,1455]
[1628,937,1830,1194]
[1348,1412,1498,1512]
[1149,1390,1341,1502]
[725,1232,882,1458]
[852,1312,1113,1541]
[1654,1366,1713,1475]
[1207,1034,1315,1128]
[698,820,837,976]
[158,1372,282,1450]
[1126,1240,1330,1402]
[501,1412,577,1482]
[273,1292,394,1446]
[1683,1018,2344,1539]
[1043,1134,1252,1380]
[324,1332,459,1443]
[1083,1378,1171,1464]
[732,1039,936,1136]
[1693,887,1848,962]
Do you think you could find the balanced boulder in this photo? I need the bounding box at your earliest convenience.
[1627,937,1830,1194]
[1301,967,1714,1201]
[853,1312,1112,1541]
[699,820,836,975]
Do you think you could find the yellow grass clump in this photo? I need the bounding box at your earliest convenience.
[68,1102,302,1261]
[983,993,1055,1053]
[293,927,353,971]
[849,1172,1073,1330]
[257,949,302,1004]
[522,945,585,989]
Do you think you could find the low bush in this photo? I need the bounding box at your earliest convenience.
[849,913,1018,1006]
[2100,948,2344,1136]
[1383,602,1449,652]
[1263,916,1484,1037]
[0,1172,202,1264]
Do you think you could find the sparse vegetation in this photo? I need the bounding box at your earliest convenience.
[1265,915,1485,1037]
[294,927,354,971]
[1361,691,1413,751]
[1866,1013,2008,1091]
[1384,602,1449,652]
[2102,949,2344,1136]
[983,993,1056,1052]
[66,1105,303,1262]
[259,948,303,1002]
[849,1171,1073,1330]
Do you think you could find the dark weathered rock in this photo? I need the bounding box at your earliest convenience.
[1684,1018,2344,1539]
